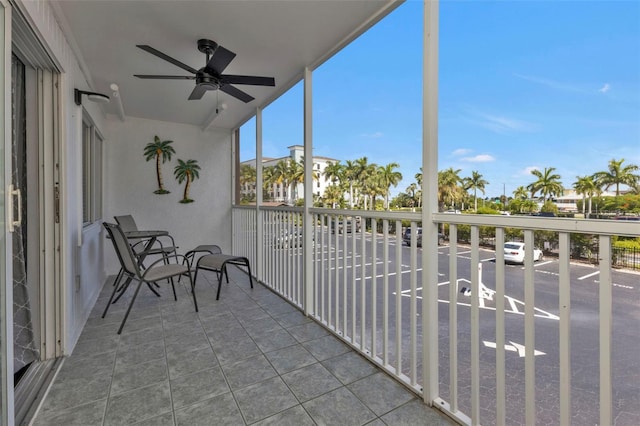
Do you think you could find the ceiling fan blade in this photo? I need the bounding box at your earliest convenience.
[188,84,210,100]
[221,75,275,86]
[134,75,196,80]
[136,45,198,74]
[206,45,236,74]
[220,84,254,103]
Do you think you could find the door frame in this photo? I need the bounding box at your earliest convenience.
[1,1,14,423]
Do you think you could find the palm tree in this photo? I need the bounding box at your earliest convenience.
[378,162,403,210]
[573,175,599,218]
[174,159,201,203]
[464,170,489,212]
[527,167,563,202]
[361,165,382,210]
[239,164,256,188]
[272,160,290,203]
[354,157,372,208]
[288,159,305,202]
[323,161,343,186]
[288,157,318,202]
[415,168,423,208]
[406,183,418,209]
[592,158,639,196]
[343,160,359,209]
[143,136,175,194]
[262,165,276,200]
[513,186,528,200]
[322,185,343,208]
[438,167,463,211]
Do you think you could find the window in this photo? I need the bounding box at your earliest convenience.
[82,118,103,224]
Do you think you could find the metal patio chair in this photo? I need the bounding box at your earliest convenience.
[103,222,198,334]
[114,214,177,264]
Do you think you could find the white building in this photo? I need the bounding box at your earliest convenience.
[553,189,617,213]
[241,145,339,204]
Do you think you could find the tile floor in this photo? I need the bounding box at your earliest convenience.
[31,266,455,425]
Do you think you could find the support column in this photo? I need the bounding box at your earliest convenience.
[256,108,263,279]
[303,67,314,315]
[422,0,440,405]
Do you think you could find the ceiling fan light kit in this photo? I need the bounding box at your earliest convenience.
[134,38,275,103]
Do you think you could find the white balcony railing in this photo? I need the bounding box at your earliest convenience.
[232,205,639,425]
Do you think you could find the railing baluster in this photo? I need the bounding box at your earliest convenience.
[395,219,403,375]
[470,225,480,425]
[559,231,571,425]
[328,216,334,327]
[343,218,348,335]
[383,219,389,366]
[449,224,458,413]
[334,214,340,330]
[599,234,612,426]
[351,219,357,344]
[524,229,536,426]
[371,219,378,360]
[410,221,417,385]
[321,214,326,321]
[360,218,366,352]
[495,227,506,424]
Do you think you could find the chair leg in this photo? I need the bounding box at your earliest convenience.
[113,276,134,304]
[216,266,224,300]
[245,259,254,289]
[118,280,144,334]
[170,277,177,301]
[188,273,198,312]
[193,267,200,288]
[102,271,125,318]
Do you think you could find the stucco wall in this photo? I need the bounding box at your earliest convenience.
[18,0,108,352]
[103,116,233,274]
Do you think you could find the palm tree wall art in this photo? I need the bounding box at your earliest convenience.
[174,159,201,204]
[144,136,175,194]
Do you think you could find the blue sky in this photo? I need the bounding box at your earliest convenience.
[241,0,640,199]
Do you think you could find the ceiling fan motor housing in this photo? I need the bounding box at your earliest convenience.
[196,70,220,89]
[198,39,219,56]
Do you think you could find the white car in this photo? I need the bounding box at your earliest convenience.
[503,242,543,264]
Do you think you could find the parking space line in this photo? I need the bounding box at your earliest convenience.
[578,271,599,280]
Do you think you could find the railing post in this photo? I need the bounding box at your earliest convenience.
[255,107,263,279]
[303,67,314,315]
[599,235,612,426]
[422,0,440,405]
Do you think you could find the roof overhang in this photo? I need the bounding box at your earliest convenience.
[51,0,403,130]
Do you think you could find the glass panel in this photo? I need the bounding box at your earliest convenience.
[81,121,90,223]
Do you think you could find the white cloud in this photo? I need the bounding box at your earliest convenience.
[599,83,611,93]
[514,73,585,93]
[462,154,495,163]
[452,148,472,156]
[521,166,539,175]
[360,131,383,139]
[474,112,536,134]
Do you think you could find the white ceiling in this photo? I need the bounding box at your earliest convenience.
[52,0,401,130]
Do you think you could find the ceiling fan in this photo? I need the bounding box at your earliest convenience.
[134,39,275,103]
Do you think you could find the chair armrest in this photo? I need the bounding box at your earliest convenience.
[143,253,190,271]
